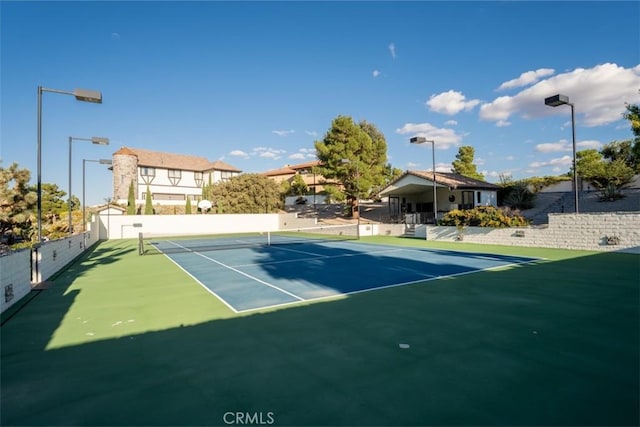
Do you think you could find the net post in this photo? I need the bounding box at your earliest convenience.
[267,231,271,246]
[138,232,144,255]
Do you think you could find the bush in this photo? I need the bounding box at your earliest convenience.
[498,182,536,210]
[439,206,529,228]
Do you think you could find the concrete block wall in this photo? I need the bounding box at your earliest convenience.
[1,249,31,313]
[427,212,640,252]
[36,234,88,283]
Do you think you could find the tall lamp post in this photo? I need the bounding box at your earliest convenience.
[37,86,103,242]
[69,137,109,234]
[545,94,578,213]
[83,158,112,232]
[410,137,437,224]
[341,158,360,239]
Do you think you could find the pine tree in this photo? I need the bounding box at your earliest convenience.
[127,181,136,215]
[185,197,192,214]
[452,146,484,180]
[144,186,154,215]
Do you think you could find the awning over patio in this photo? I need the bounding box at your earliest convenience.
[380,171,499,197]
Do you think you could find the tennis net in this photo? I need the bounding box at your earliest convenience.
[138,224,359,255]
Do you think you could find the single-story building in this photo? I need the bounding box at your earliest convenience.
[379,171,500,224]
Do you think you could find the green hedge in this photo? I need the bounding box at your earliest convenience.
[439,206,530,228]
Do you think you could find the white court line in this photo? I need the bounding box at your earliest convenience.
[160,251,240,313]
[168,241,304,302]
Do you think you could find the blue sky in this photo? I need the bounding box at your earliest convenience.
[2,1,639,206]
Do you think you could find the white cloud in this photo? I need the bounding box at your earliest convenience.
[485,170,511,179]
[388,43,396,59]
[529,155,573,168]
[304,130,318,137]
[272,129,295,137]
[395,122,463,149]
[288,148,316,160]
[480,63,640,127]
[229,150,249,158]
[372,70,381,78]
[535,141,571,153]
[427,90,481,115]
[444,120,458,126]
[497,68,555,91]
[475,157,486,166]
[505,155,516,161]
[409,162,451,172]
[535,139,602,153]
[577,140,602,150]
[436,163,453,173]
[111,32,121,40]
[252,147,286,160]
[496,120,511,127]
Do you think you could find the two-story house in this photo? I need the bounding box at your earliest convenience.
[112,147,241,206]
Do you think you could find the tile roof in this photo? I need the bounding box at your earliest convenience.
[388,170,500,190]
[262,160,322,176]
[113,147,241,172]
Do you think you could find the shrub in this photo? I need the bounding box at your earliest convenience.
[498,182,536,210]
[439,206,529,228]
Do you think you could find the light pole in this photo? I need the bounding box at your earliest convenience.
[545,94,579,213]
[341,158,360,239]
[83,158,112,232]
[410,137,437,224]
[37,86,103,242]
[69,137,109,234]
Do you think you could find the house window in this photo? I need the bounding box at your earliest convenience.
[477,191,482,204]
[194,172,203,187]
[140,167,156,184]
[168,169,181,186]
[461,191,474,210]
[221,171,234,181]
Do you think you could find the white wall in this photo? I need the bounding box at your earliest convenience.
[426,212,640,252]
[1,249,31,313]
[1,220,101,313]
[99,213,282,239]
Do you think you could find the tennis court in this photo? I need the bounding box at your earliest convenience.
[141,229,539,312]
[2,237,638,426]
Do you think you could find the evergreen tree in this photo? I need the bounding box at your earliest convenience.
[452,146,484,180]
[314,115,388,217]
[0,163,36,241]
[185,197,192,214]
[290,174,308,197]
[127,181,136,215]
[144,186,154,215]
[208,174,281,214]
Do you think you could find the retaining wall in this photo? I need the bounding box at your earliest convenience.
[427,212,640,252]
[1,219,101,313]
[0,249,31,314]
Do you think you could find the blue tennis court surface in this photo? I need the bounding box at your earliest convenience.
[154,239,539,312]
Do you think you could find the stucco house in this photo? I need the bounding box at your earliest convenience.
[111,147,241,206]
[263,160,336,205]
[379,171,500,224]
